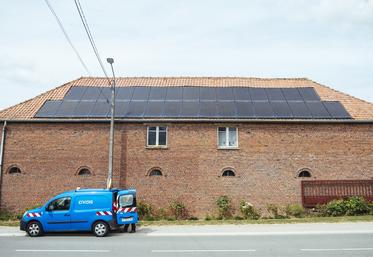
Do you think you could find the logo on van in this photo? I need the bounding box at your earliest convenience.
[78,200,94,205]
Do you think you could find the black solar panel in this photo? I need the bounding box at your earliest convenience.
[132,87,150,100]
[35,100,62,117]
[236,101,255,118]
[288,102,312,118]
[64,87,86,100]
[323,101,351,119]
[34,86,352,120]
[200,88,216,101]
[282,88,303,101]
[306,101,331,118]
[200,101,217,117]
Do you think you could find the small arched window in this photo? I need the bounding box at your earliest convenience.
[298,170,311,178]
[8,166,22,175]
[149,169,162,176]
[77,168,92,176]
[222,169,236,177]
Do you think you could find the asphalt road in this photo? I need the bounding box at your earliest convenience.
[1,224,373,257]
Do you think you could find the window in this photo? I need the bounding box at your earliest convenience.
[149,169,162,176]
[77,168,92,176]
[222,169,236,177]
[47,197,71,211]
[218,127,238,148]
[119,194,134,207]
[147,126,167,147]
[8,166,22,174]
[298,170,311,178]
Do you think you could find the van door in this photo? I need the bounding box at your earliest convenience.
[44,196,71,231]
[116,191,138,225]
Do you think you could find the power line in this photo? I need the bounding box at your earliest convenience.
[44,0,91,75]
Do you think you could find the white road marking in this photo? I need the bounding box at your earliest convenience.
[147,230,373,237]
[152,249,256,253]
[301,248,373,252]
[16,249,110,252]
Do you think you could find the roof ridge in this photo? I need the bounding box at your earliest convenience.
[78,76,309,80]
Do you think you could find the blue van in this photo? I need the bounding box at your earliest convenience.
[20,188,138,237]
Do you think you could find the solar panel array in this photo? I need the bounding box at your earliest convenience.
[35,86,352,119]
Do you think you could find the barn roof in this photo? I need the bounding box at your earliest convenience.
[1,77,373,122]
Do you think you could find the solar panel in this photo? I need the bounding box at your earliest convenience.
[282,88,303,101]
[116,87,134,100]
[149,87,167,100]
[200,87,216,101]
[266,88,285,101]
[253,102,274,118]
[233,88,251,101]
[288,102,312,118]
[200,101,217,117]
[271,102,292,118]
[90,101,110,117]
[306,101,331,118]
[183,87,199,100]
[165,87,183,100]
[144,101,164,117]
[55,100,79,117]
[64,87,86,100]
[35,100,62,117]
[250,88,268,101]
[323,101,351,119]
[114,101,130,117]
[236,101,255,118]
[299,88,320,101]
[97,88,112,101]
[217,101,236,117]
[73,101,96,117]
[164,101,181,117]
[132,87,150,100]
[127,101,147,117]
[216,88,234,100]
[181,101,199,117]
[81,87,101,100]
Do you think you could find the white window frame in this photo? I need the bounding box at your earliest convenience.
[147,126,168,147]
[217,127,238,149]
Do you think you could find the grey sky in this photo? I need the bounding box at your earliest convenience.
[0,0,372,110]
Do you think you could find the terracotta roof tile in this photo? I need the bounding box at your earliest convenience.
[0,77,372,121]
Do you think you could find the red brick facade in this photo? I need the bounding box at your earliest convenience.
[1,122,373,217]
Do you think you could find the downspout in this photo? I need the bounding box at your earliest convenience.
[0,121,7,209]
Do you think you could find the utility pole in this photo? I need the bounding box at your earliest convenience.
[106,58,116,189]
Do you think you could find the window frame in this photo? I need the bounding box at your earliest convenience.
[222,169,236,177]
[217,127,238,149]
[297,169,312,178]
[7,165,22,175]
[147,126,168,147]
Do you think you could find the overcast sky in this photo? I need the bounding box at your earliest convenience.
[0,0,372,110]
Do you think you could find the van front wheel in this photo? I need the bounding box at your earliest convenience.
[93,221,109,237]
[26,221,43,237]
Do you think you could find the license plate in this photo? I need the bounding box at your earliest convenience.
[122,217,133,222]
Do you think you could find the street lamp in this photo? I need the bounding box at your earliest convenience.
[106,57,116,189]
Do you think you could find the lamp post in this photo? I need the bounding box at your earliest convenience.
[106,57,116,189]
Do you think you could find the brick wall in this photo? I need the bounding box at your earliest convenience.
[1,122,373,217]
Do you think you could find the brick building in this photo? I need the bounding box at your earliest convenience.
[0,77,373,217]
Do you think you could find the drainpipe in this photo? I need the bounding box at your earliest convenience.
[0,121,7,209]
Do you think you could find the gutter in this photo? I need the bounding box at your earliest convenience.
[0,121,7,209]
[1,118,373,124]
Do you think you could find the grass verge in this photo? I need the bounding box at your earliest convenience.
[2,215,373,227]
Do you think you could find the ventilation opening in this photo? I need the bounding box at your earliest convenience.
[222,169,235,177]
[77,168,92,176]
[298,170,311,178]
[149,169,162,176]
[8,166,21,175]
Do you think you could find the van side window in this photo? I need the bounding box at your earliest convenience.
[119,195,133,207]
[47,197,71,211]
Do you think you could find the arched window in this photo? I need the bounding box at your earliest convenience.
[77,168,92,176]
[8,166,22,175]
[149,169,162,176]
[298,169,311,178]
[222,169,236,177]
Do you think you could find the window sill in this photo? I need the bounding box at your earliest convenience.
[146,146,169,150]
[218,147,240,150]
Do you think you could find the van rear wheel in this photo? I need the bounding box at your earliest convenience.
[93,221,109,237]
[27,221,43,237]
